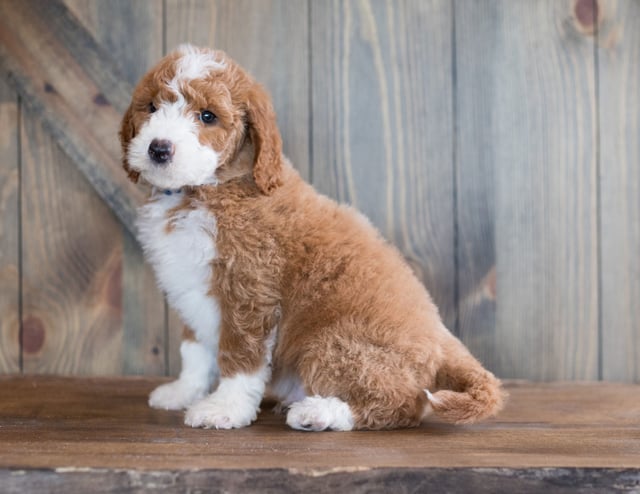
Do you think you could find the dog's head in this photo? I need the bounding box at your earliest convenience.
[119,45,282,194]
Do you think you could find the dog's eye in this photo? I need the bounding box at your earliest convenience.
[199,110,217,124]
[148,102,157,113]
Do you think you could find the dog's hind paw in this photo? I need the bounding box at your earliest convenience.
[286,396,355,431]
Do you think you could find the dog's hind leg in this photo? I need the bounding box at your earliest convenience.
[287,324,430,431]
[285,387,427,431]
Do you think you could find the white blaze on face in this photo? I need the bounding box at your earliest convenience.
[168,44,225,93]
[126,46,226,189]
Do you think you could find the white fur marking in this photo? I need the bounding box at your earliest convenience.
[149,340,217,410]
[421,389,439,420]
[136,193,220,349]
[287,396,355,432]
[139,193,221,411]
[425,389,441,405]
[173,44,224,85]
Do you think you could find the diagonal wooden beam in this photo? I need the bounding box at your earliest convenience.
[0,0,145,237]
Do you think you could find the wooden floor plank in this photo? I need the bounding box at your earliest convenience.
[1,468,639,494]
[0,377,638,472]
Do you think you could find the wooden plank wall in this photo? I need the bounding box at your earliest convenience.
[0,0,638,382]
[599,0,640,381]
[64,0,167,376]
[459,0,600,381]
[0,78,20,373]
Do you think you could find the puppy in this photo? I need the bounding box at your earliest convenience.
[119,45,504,431]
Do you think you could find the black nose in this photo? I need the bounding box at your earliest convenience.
[148,138,174,164]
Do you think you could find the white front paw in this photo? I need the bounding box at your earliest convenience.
[184,393,259,429]
[148,379,208,410]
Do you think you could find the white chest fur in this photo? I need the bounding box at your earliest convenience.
[136,192,221,347]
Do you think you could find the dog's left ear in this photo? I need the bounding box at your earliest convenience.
[245,83,283,194]
[119,103,140,183]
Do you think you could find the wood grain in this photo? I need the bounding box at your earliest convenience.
[0,377,638,472]
[164,0,310,373]
[469,0,599,380]
[598,0,640,381]
[454,1,500,371]
[311,0,456,327]
[64,0,163,87]
[20,110,123,374]
[1,468,638,494]
[0,0,143,236]
[63,0,166,375]
[0,78,20,373]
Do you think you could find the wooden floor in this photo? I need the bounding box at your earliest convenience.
[0,377,639,493]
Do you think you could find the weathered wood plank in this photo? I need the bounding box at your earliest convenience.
[311,0,456,327]
[454,1,500,371]
[64,0,163,88]
[20,112,123,374]
[63,0,167,375]
[0,377,639,471]
[460,0,599,380]
[121,230,167,375]
[0,0,143,237]
[2,467,639,494]
[599,0,640,381]
[0,78,20,373]
[163,0,310,373]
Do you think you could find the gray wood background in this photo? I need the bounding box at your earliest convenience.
[0,0,637,382]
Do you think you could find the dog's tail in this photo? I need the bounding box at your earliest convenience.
[425,339,506,424]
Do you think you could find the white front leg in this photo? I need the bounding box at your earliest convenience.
[184,364,270,429]
[149,339,217,410]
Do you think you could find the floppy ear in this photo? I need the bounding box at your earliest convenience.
[119,103,140,183]
[245,83,283,194]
